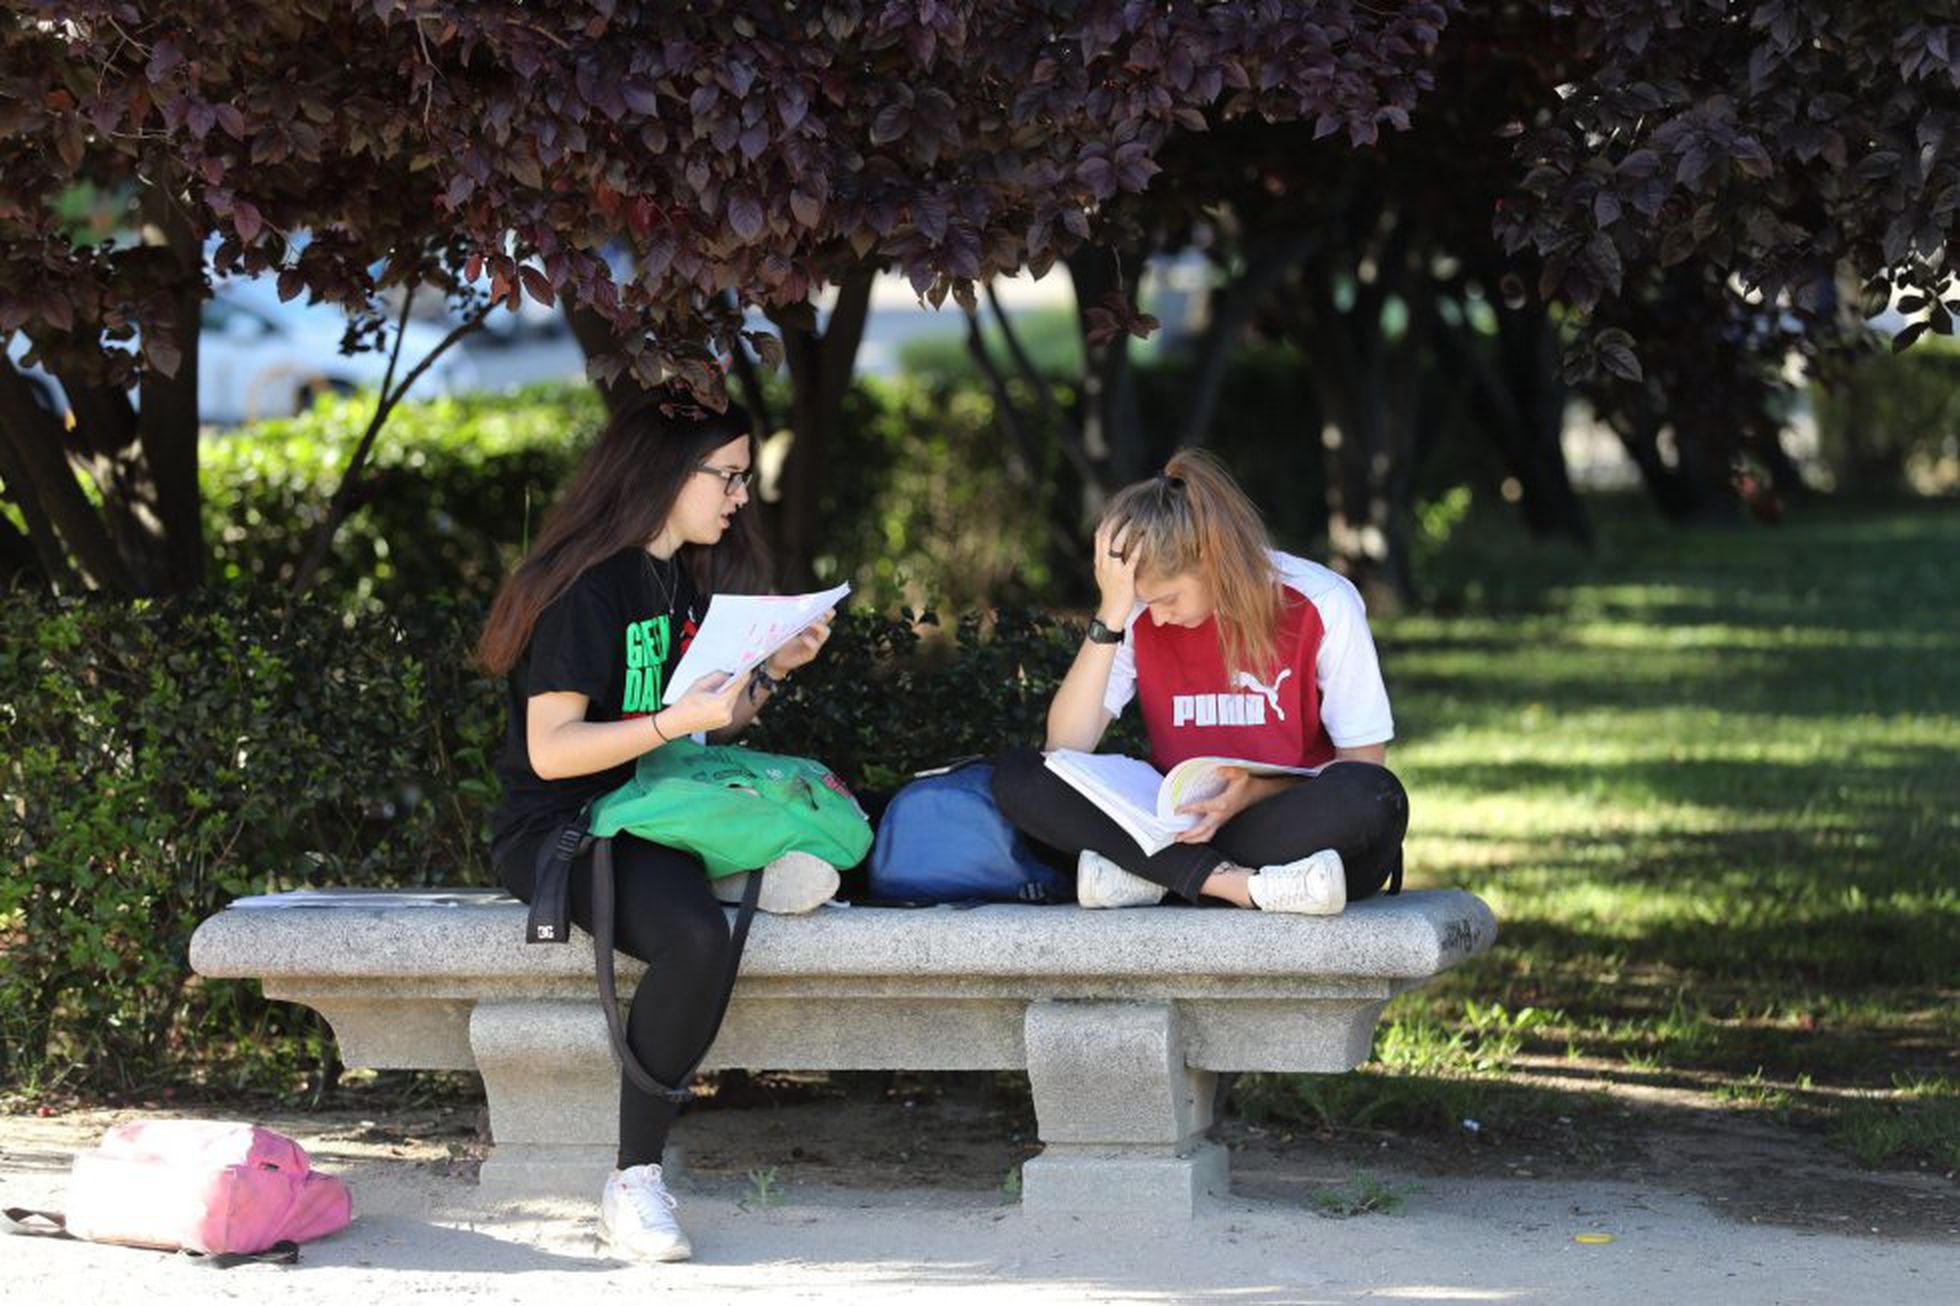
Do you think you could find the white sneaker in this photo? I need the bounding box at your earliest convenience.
[1246,849,1347,915]
[1076,849,1168,909]
[712,851,840,915]
[600,1163,692,1262]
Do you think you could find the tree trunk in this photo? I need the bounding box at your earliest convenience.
[1175,233,1318,450]
[0,395,80,592]
[1437,296,1591,545]
[0,179,207,596]
[1286,223,1419,609]
[769,268,874,589]
[134,184,209,591]
[0,360,134,592]
[1611,411,1727,523]
[0,496,45,587]
[1498,307,1590,543]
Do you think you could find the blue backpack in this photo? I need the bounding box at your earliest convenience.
[867,761,1067,904]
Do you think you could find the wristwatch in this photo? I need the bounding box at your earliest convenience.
[1085,616,1124,645]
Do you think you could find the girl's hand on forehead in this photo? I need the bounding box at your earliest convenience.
[1093,518,1139,621]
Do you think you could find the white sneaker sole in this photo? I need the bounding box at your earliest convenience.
[601,1223,692,1263]
[712,851,840,915]
[1076,851,1166,909]
[1248,849,1347,915]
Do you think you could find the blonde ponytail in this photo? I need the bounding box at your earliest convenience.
[1101,449,1281,680]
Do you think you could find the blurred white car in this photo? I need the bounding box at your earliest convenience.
[199,276,477,424]
[5,275,479,428]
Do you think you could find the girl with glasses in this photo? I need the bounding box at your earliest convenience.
[476,392,835,1263]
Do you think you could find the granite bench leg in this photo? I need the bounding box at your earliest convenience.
[1019,1000,1225,1221]
[470,1000,619,1199]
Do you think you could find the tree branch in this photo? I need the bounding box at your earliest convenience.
[962,301,1039,484]
[720,290,779,439]
[984,280,1097,489]
[289,295,487,596]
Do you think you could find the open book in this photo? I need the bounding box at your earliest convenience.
[662,582,851,706]
[1043,749,1320,855]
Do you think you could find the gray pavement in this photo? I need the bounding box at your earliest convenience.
[4,1134,1955,1305]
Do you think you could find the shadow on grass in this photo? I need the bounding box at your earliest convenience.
[1411,750,1958,818]
[1391,637,1959,722]
[1487,907,1956,991]
[1226,1063,1960,1175]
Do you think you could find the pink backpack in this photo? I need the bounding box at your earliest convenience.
[7,1120,352,1262]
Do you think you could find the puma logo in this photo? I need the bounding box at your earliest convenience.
[1233,669,1293,722]
[1171,668,1293,730]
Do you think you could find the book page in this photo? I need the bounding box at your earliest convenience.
[661,582,851,705]
[1156,757,1321,824]
[1044,749,1190,854]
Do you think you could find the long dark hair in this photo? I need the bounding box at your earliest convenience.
[476,392,770,674]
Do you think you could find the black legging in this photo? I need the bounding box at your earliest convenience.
[991,747,1408,904]
[495,830,732,1169]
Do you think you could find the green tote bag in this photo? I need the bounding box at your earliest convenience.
[587,738,873,877]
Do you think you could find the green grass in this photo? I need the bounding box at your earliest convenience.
[1241,495,1960,1169]
[1311,1172,1416,1218]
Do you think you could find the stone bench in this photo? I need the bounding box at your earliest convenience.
[190,890,1496,1220]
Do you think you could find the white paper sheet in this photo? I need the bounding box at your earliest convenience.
[661,582,851,705]
[227,888,515,909]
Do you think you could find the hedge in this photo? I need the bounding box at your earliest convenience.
[0,593,500,1094]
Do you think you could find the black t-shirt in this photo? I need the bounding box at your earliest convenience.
[491,547,705,852]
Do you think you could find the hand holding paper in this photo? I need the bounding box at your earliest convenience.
[661,583,851,706]
[766,606,836,676]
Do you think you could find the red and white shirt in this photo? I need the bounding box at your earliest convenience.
[1103,551,1394,773]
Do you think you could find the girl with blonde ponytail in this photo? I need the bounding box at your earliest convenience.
[993,450,1408,913]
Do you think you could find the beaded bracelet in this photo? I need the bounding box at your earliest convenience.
[748,664,784,703]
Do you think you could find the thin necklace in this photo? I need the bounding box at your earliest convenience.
[641,549,678,613]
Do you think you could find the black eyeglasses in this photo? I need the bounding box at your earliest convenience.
[696,464,754,495]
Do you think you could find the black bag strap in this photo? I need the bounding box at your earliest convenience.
[3,1209,299,1267]
[525,806,592,945]
[1386,846,1404,896]
[589,836,764,1103]
[190,1241,301,1268]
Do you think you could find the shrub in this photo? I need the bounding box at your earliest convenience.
[201,376,1070,616]
[750,605,1145,794]
[0,592,501,1093]
[202,384,602,609]
[1811,343,1960,494]
[812,375,1077,611]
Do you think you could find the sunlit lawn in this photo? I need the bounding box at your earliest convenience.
[1242,495,1959,1169]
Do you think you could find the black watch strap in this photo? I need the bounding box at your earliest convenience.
[1085,616,1124,645]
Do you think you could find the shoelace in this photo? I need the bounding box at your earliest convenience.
[622,1171,680,1224]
